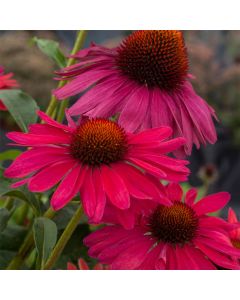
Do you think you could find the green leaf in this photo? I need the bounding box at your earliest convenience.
[0,168,43,216]
[5,189,43,217]
[0,150,22,161]
[0,224,27,251]
[32,37,67,68]
[33,217,58,268]
[0,89,39,132]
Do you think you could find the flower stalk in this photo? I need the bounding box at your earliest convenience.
[45,30,87,119]
[43,205,83,270]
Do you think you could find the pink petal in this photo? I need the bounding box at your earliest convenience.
[38,111,74,132]
[54,69,115,99]
[127,157,167,179]
[128,127,173,145]
[101,165,130,210]
[195,240,240,270]
[228,208,238,223]
[11,178,29,188]
[151,88,172,128]
[67,263,77,270]
[184,244,216,270]
[81,167,97,219]
[51,164,82,210]
[118,85,150,132]
[138,244,162,270]
[196,236,240,257]
[91,168,106,222]
[174,245,197,270]
[185,188,198,206]
[7,132,71,146]
[4,147,69,178]
[112,162,163,200]
[166,183,183,202]
[78,258,89,270]
[111,237,153,270]
[28,159,76,192]
[28,123,71,137]
[68,74,125,116]
[193,192,231,216]
[84,226,125,247]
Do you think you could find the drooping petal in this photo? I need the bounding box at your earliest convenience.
[81,167,97,219]
[28,159,76,192]
[112,162,164,201]
[111,237,153,270]
[4,147,69,178]
[51,164,82,210]
[195,240,240,270]
[101,165,130,210]
[118,85,150,132]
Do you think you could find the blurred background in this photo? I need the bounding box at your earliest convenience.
[1,30,240,216]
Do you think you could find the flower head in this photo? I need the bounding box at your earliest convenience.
[54,30,217,156]
[84,184,240,270]
[0,66,19,111]
[4,111,189,223]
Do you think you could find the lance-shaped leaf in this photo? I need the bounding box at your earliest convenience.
[0,90,39,132]
[32,37,67,68]
[33,217,58,269]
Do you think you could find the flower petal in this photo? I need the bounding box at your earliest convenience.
[101,165,130,210]
[51,164,82,210]
[193,192,231,216]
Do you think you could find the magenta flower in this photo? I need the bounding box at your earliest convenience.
[84,183,240,270]
[54,30,217,156]
[4,111,189,222]
[0,66,19,111]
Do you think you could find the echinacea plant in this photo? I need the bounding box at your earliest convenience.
[0,30,239,270]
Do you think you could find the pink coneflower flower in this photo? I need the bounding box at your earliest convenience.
[67,258,108,270]
[4,111,189,222]
[54,30,217,156]
[84,183,240,270]
[0,66,19,111]
[228,208,240,250]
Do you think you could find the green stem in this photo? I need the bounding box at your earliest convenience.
[4,197,14,210]
[16,203,29,225]
[6,207,56,270]
[45,30,87,120]
[43,205,83,270]
[56,30,87,123]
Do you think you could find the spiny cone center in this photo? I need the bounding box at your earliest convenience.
[149,202,198,244]
[70,119,127,166]
[116,30,189,90]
